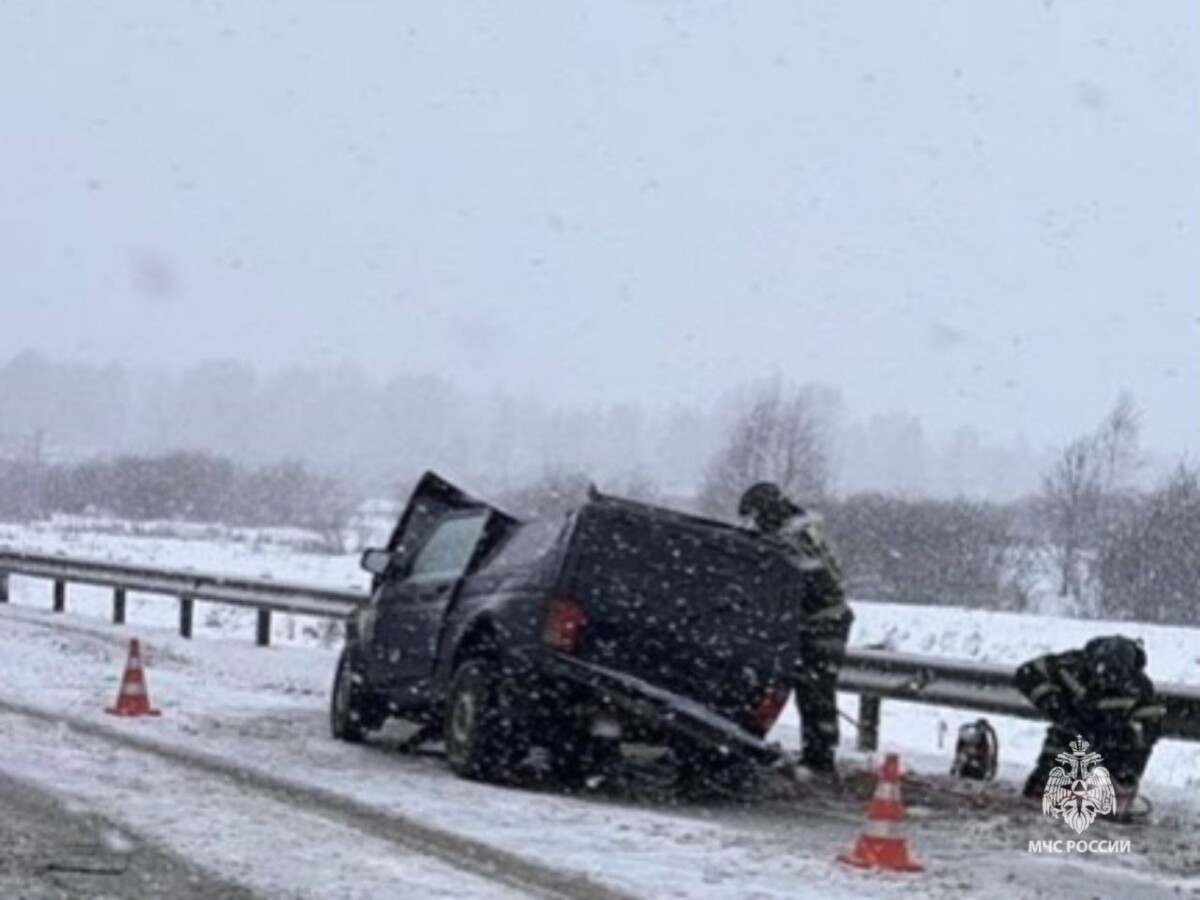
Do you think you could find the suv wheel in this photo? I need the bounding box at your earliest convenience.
[331,649,380,743]
[444,659,523,782]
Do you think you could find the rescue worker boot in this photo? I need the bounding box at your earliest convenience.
[795,748,840,783]
[1021,772,1045,804]
[1111,779,1146,823]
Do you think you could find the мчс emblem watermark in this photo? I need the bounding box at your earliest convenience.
[1026,736,1132,855]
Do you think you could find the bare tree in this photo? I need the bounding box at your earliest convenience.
[1000,540,1043,612]
[1041,437,1102,602]
[1093,392,1141,494]
[1039,394,1142,607]
[306,476,355,555]
[698,381,836,519]
[1096,464,1200,625]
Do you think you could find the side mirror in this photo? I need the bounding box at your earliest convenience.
[360,548,393,576]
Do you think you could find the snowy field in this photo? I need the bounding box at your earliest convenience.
[1,519,1198,897]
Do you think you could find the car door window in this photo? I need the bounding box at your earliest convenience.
[478,517,565,575]
[404,512,490,586]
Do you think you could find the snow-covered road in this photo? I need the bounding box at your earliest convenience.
[0,768,256,900]
[0,599,1195,897]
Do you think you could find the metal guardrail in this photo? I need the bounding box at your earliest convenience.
[2,549,1197,746]
[0,549,364,646]
[843,647,1200,748]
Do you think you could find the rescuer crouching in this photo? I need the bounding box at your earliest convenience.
[1014,635,1166,815]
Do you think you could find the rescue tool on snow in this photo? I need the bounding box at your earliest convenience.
[106,637,161,717]
[951,718,998,781]
[838,752,924,873]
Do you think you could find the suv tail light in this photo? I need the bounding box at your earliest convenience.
[748,687,789,733]
[542,594,587,655]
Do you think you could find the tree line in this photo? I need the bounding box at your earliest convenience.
[0,350,1054,500]
[0,452,350,552]
[1,376,1196,627]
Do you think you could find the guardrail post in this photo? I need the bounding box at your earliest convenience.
[53,579,66,613]
[180,596,193,639]
[857,694,881,752]
[256,609,271,647]
[0,570,8,603]
[113,588,126,625]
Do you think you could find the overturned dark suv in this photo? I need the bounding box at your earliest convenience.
[331,472,803,786]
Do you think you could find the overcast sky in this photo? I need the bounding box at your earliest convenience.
[2,2,1197,455]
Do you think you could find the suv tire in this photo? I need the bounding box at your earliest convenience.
[444,659,524,782]
[331,649,382,743]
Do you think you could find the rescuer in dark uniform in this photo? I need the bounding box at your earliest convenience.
[739,482,853,774]
[1015,635,1166,809]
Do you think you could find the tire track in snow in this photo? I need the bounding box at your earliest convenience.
[0,696,633,900]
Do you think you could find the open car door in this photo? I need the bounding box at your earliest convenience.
[365,472,517,686]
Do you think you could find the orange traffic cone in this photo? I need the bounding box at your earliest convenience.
[838,752,923,872]
[106,638,161,717]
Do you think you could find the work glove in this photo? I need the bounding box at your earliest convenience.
[1039,698,1094,740]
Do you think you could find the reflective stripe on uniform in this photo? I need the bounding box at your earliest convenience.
[1131,704,1168,719]
[808,601,851,622]
[1095,697,1138,711]
[1029,682,1061,702]
[1059,668,1088,699]
[786,520,844,580]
